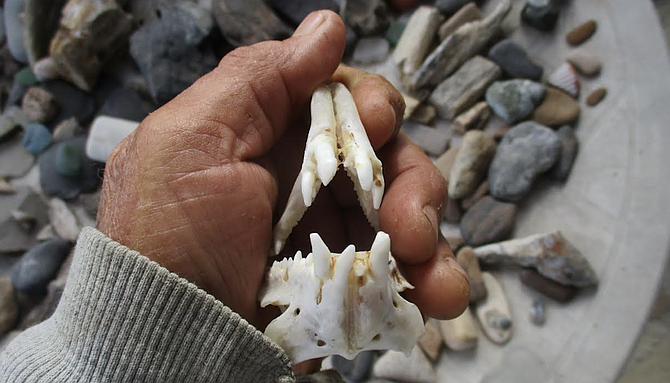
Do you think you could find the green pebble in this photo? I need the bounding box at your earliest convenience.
[385,20,407,48]
[55,143,82,178]
[14,67,38,87]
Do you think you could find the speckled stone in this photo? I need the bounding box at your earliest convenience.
[485,80,546,124]
[488,121,561,201]
[460,196,516,246]
[549,125,579,181]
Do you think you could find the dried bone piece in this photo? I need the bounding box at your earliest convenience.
[475,272,512,345]
[393,6,443,78]
[438,307,478,351]
[260,232,423,364]
[332,83,385,227]
[473,232,598,287]
[407,0,511,90]
[273,85,338,255]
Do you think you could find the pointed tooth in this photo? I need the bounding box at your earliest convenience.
[355,152,373,191]
[295,250,303,262]
[310,233,331,280]
[301,169,316,207]
[314,140,338,186]
[370,232,391,279]
[372,182,384,210]
[334,245,356,286]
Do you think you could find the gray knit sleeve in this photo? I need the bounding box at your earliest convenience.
[0,227,295,383]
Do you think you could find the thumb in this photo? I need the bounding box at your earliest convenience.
[157,10,346,161]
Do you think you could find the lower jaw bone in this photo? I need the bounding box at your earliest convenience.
[259,231,424,364]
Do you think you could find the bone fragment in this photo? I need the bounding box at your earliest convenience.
[454,101,491,134]
[373,347,437,383]
[332,82,385,227]
[407,0,511,90]
[438,307,478,351]
[456,247,487,303]
[273,86,338,254]
[260,232,422,364]
[393,6,443,79]
[474,232,598,287]
[475,272,513,345]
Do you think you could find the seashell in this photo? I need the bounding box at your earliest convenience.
[547,62,580,98]
[473,231,598,287]
[260,232,424,364]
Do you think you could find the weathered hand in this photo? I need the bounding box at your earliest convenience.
[97,11,469,331]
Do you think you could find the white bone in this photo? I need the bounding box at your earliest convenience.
[260,232,423,364]
[331,82,385,227]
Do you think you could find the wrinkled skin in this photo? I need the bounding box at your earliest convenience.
[97,11,469,362]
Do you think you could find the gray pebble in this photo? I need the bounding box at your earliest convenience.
[488,121,561,201]
[488,39,543,81]
[530,298,546,326]
[485,80,546,123]
[10,239,73,295]
[550,126,579,181]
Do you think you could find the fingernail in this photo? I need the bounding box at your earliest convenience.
[423,205,439,242]
[293,11,326,37]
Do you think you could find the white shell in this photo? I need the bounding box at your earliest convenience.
[260,232,424,364]
[548,62,580,98]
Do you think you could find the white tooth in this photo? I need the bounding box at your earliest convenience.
[334,245,356,287]
[372,185,383,210]
[310,233,331,280]
[314,138,338,186]
[370,231,391,279]
[295,250,303,262]
[301,167,317,207]
[355,152,373,191]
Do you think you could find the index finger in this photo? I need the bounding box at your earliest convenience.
[331,65,405,149]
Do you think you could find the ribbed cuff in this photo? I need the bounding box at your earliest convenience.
[0,227,294,383]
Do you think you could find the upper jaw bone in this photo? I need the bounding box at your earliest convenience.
[272,82,386,255]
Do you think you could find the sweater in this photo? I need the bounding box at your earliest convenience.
[0,228,341,382]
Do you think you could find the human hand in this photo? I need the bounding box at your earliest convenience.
[97,11,469,330]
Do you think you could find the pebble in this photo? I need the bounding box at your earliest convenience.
[493,125,512,141]
[52,117,81,142]
[42,80,97,126]
[456,247,487,303]
[11,209,37,231]
[40,136,102,200]
[488,121,561,201]
[36,224,57,241]
[21,87,58,123]
[393,6,443,78]
[444,192,462,224]
[0,188,46,252]
[14,67,38,87]
[460,196,516,246]
[132,5,219,105]
[22,123,52,154]
[475,272,513,344]
[4,0,28,63]
[0,133,35,178]
[22,0,64,66]
[79,190,101,219]
[530,298,546,326]
[435,0,470,15]
[18,252,71,330]
[0,278,18,335]
[531,87,580,127]
[418,320,442,361]
[448,130,496,200]
[549,126,579,181]
[331,350,374,382]
[98,86,154,122]
[373,348,436,383]
[434,146,459,181]
[49,0,134,91]
[0,114,20,141]
[438,2,482,40]
[271,0,338,26]
[48,198,81,242]
[453,101,490,134]
[548,63,580,98]
[521,0,559,31]
[566,49,602,77]
[410,104,437,125]
[566,19,597,46]
[401,121,450,157]
[55,143,83,178]
[488,39,543,81]
[10,239,73,295]
[385,19,407,47]
[429,55,501,120]
[353,38,390,64]
[215,0,292,45]
[86,116,140,163]
[485,80,546,124]
[586,87,607,106]
[438,307,478,351]
[461,180,489,211]
[32,57,60,81]
[520,268,577,302]
[342,0,390,36]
